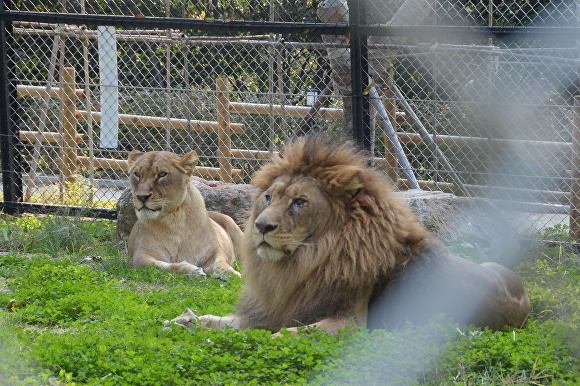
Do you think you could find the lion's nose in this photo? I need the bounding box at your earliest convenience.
[255,220,277,234]
[136,193,151,203]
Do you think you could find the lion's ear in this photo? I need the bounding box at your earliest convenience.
[127,150,143,168]
[327,165,364,198]
[180,151,199,175]
[342,172,364,199]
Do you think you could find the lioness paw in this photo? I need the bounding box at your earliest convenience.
[224,266,242,277]
[186,265,206,276]
[213,262,242,278]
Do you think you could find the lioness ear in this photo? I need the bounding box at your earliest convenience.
[179,151,199,176]
[127,150,143,168]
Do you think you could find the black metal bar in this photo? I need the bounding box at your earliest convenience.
[2,11,577,39]
[358,25,580,40]
[0,0,22,214]
[349,0,371,150]
[0,11,350,35]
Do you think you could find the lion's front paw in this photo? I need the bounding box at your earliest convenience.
[171,308,199,328]
[272,327,300,338]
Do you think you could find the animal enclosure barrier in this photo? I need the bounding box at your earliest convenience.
[1,1,579,240]
[14,71,580,238]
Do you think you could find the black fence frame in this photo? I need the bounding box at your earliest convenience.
[1,0,578,218]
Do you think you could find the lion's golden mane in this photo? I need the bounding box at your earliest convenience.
[236,135,438,332]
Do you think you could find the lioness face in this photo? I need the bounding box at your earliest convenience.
[250,175,332,261]
[127,150,198,220]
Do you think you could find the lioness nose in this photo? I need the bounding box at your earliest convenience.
[136,193,151,203]
[255,221,277,234]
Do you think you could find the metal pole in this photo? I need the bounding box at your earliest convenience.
[348,0,371,149]
[368,84,419,189]
[0,0,22,213]
[80,0,94,204]
[389,82,469,196]
[570,95,580,239]
[572,0,580,239]
[164,0,171,150]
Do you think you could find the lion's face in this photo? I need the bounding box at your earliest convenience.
[249,175,332,261]
[127,150,198,220]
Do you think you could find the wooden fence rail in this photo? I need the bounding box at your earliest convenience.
[18,69,246,182]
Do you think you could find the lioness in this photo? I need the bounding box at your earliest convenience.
[173,135,530,335]
[127,150,242,276]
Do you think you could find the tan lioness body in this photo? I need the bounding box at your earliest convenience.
[173,135,530,335]
[127,150,242,276]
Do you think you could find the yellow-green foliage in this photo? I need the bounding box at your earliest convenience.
[25,175,116,209]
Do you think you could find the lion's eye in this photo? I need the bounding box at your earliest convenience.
[133,171,141,179]
[157,172,168,179]
[292,198,306,208]
[263,194,272,204]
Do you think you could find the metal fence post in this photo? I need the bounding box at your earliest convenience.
[570,95,580,239]
[216,77,233,183]
[348,0,371,150]
[0,0,22,213]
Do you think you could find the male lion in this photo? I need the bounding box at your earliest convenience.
[173,135,530,335]
[127,150,242,276]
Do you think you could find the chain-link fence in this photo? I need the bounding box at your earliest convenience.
[0,0,578,237]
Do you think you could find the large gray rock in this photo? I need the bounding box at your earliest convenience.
[117,183,518,262]
[116,187,138,241]
[398,189,518,246]
[194,177,259,227]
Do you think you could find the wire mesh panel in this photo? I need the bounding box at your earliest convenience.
[0,0,578,238]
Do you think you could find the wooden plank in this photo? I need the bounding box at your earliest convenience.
[216,78,233,182]
[396,178,570,206]
[61,67,77,183]
[75,110,245,134]
[77,156,244,182]
[20,131,86,143]
[231,148,276,160]
[397,132,570,153]
[17,84,85,99]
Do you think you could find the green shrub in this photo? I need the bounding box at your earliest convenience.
[0,214,121,257]
[435,320,578,384]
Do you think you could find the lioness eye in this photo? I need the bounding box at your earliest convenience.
[133,171,140,179]
[157,172,168,178]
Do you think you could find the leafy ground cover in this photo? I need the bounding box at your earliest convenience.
[0,214,579,385]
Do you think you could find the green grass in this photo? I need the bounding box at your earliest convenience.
[0,214,579,385]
